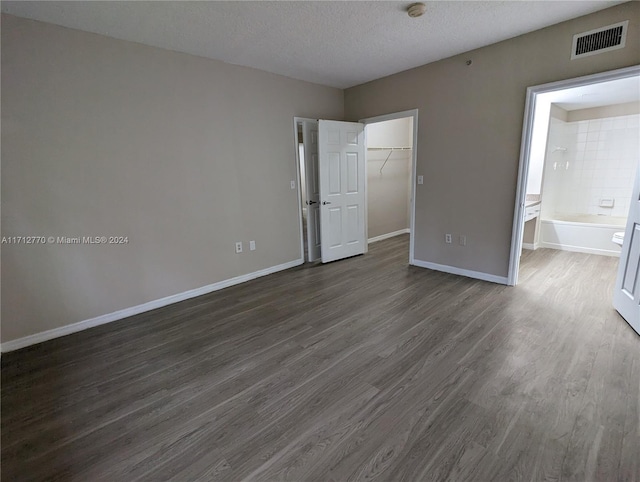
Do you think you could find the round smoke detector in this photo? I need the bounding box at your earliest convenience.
[407,3,426,18]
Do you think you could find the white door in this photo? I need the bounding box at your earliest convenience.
[614,168,640,335]
[318,120,366,263]
[303,121,321,261]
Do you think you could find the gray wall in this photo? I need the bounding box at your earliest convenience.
[1,14,343,343]
[3,3,639,344]
[344,2,640,278]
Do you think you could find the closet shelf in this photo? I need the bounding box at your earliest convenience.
[367,147,412,150]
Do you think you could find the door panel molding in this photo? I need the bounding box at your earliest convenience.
[319,120,366,263]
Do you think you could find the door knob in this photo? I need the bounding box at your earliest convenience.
[322,201,331,205]
[306,200,318,205]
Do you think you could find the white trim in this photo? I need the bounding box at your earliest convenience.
[368,228,410,243]
[363,124,369,255]
[412,259,508,285]
[508,65,640,286]
[539,242,620,257]
[360,109,419,265]
[409,111,418,266]
[359,109,418,125]
[0,258,303,353]
[294,117,304,262]
[522,242,539,251]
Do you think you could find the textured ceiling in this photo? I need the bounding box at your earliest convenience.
[1,1,628,89]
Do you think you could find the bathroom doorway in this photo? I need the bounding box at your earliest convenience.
[510,66,640,284]
[509,65,640,334]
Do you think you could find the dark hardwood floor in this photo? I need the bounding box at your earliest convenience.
[2,235,638,481]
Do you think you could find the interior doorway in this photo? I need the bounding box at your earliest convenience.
[294,118,367,264]
[294,117,320,262]
[361,110,419,265]
[509,65,640,334]
[521,76,639,255]
[294,110,418,265]
[510,66,640,282]
[364,118,413,247]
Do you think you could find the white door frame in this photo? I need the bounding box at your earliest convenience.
[360,109,419,265]
[293,116,317,262]
[507,65,640,286]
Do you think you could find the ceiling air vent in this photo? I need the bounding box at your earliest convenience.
[571,21,628,59]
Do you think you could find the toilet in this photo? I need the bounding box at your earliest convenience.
[612,232,624,247]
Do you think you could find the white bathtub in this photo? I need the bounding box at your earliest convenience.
[539,214,626,257]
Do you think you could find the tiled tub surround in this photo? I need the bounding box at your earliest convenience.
[537,111,638,256]
[542,113,639,220]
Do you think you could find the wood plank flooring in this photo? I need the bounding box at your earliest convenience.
[2,235,639,481]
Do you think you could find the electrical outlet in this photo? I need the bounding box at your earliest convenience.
[417,175,424,185]
[249,240,256,251]
[235,241,243,253]
[290,180,296,189]
[445,234,452,244]
[459,235,466,246]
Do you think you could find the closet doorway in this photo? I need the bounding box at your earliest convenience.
[294,110,418,264]
[361,110,418,264]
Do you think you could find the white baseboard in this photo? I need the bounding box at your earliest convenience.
[1,258,304,353]
[411,259,508,285]
[368,228,410,244]
[539,241,620,257]
[522,242,539,250]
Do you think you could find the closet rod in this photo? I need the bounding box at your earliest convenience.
[369,147,412,173]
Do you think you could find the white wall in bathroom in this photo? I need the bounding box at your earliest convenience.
[542,112,639,219]
[540,116,568,220]
[526,101,552,196]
